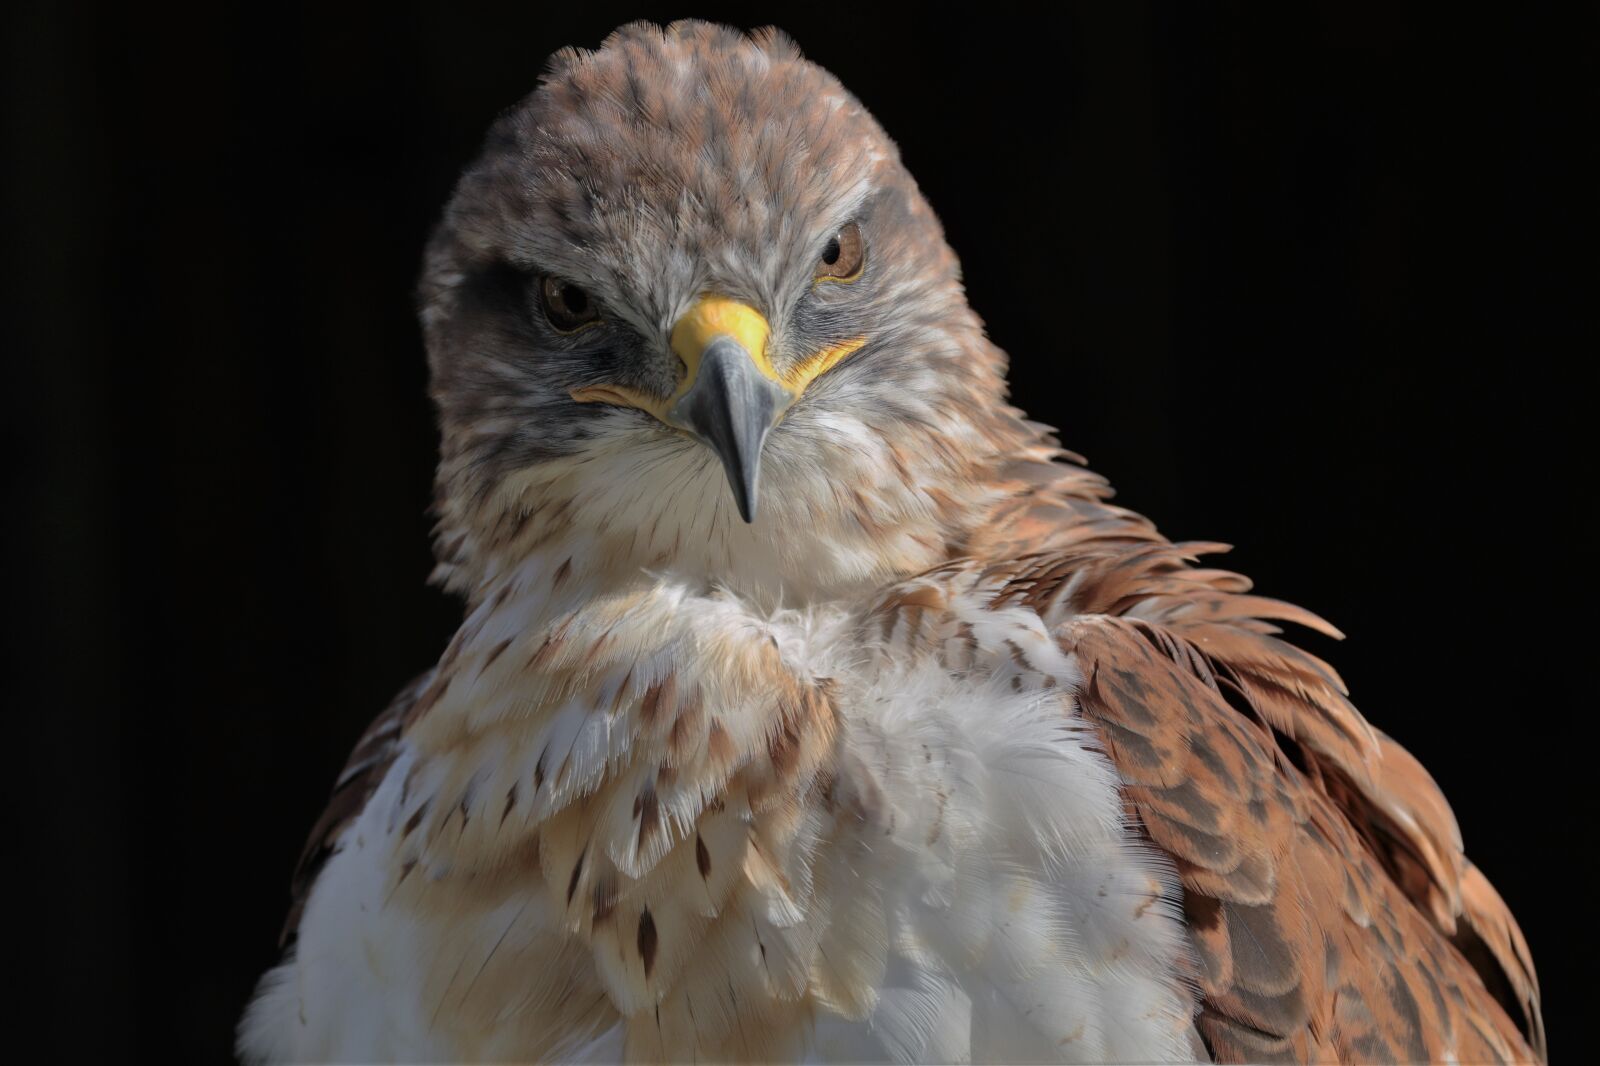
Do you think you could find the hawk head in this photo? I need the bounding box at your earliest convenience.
[421,21,1029,600]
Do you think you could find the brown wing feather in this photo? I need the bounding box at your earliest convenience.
[279,669,438,946]
[970,453,1544,1063]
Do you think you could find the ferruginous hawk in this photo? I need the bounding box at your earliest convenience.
[240,20,1544,1064]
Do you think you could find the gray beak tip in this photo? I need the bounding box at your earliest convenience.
[674,337,785,525]
[725,453,760,524]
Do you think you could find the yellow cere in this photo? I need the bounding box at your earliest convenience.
[669,296,776,385]
[669,295,866,394]
[570,294,866,417]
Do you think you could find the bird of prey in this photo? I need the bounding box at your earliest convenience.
[240,21,1544,1065]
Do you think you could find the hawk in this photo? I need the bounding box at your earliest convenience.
[240,21,1544,1064]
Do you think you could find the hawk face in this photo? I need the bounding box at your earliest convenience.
[421,21,1021,600]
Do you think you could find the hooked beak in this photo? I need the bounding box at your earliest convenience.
[667,335,784,522]
[569,295,866,523]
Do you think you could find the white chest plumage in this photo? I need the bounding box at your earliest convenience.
[241,571,1200,1064]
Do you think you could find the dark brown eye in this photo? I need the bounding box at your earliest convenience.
[815,221,865,282]
[540,276,600,332]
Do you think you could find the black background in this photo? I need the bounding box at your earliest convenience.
[7,3,1590,1059]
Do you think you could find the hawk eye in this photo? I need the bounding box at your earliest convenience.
[540,276,601,333]
[814,221,865,282]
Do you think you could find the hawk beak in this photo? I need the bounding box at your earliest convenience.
[664,297,787,524]
[668,335,785,523]
[568,294,867,524]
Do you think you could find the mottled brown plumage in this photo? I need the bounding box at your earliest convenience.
[245,20,1542,1064]
[969,465,1543,1061]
